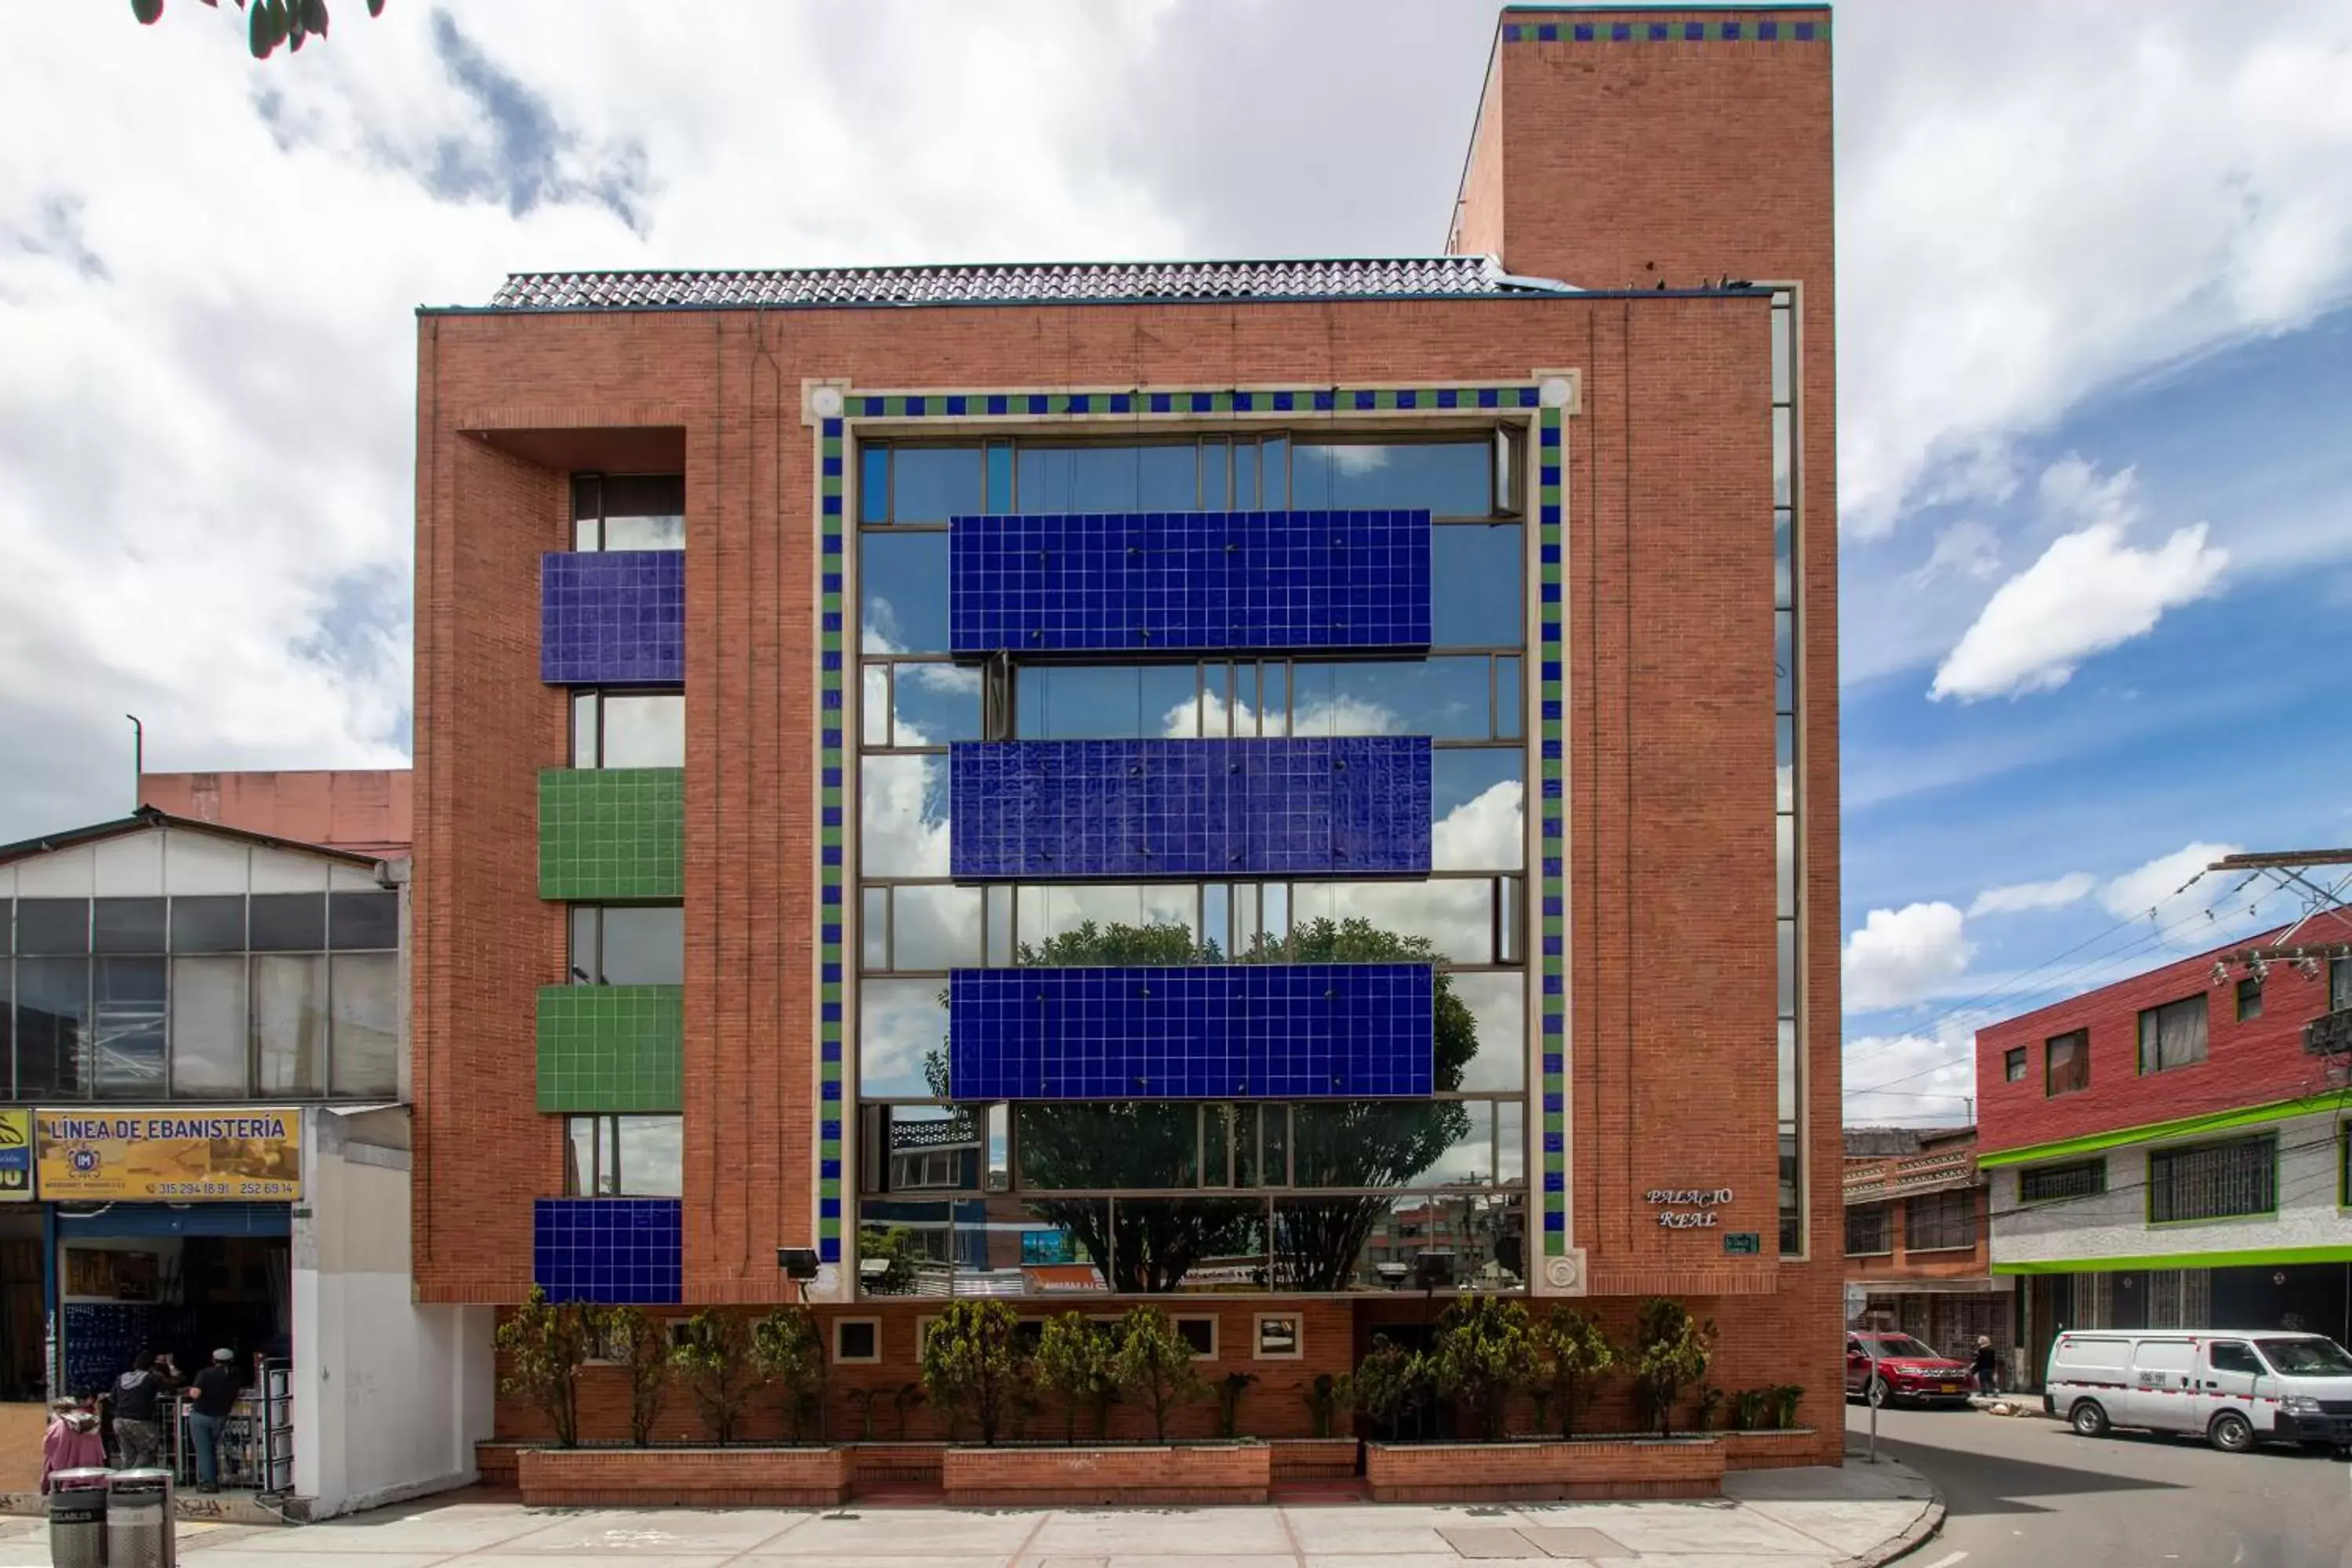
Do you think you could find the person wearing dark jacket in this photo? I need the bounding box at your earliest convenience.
[109,1350,180,1470]
[187,1350,245,1492]
[1971,1336,2000,1396]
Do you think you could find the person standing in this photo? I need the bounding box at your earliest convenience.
[1971,1335,2000,1397]
[41,1398,106,1493]
[109,1350,180,1470]
[187,1351,244,1493]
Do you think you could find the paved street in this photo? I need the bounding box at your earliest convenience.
[0,1461,1936,1568]
[1847,1402,2352,1568]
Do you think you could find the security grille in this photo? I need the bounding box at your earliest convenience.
[2019,1160,2106,1203]
[2149,1134,2276,1224]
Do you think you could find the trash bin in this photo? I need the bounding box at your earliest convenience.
[46,1467,111,1568]
[105,1470,173,1568]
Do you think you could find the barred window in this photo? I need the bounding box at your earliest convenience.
[1845,1203,1892,1256]
[2150,1134,2275,1224]
[1905,1189,1975,1252]
[2003,1046,2026,1082]
[2020,1159,2106,1204]
[2138,995,2209,1074]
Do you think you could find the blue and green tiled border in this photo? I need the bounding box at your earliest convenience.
[1503,16,1827,44]
[815,379,1570,1282]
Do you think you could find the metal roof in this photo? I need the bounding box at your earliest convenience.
[486,256,1576,312]
[0,806,390,873]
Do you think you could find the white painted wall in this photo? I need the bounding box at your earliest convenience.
[293,1107,492,1519]
[1991,1109,2352,1268]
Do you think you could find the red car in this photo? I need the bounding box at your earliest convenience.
[1846,1333,1974,1406]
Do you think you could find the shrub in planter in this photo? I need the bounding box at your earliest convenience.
[1731,1387,1770,1432]
[753,1305,827,1443]
[1215,1371,1259,1439]
[1693,1384,1726,1432]
[920,1299,1030,1446]
[672,1309,761,1446]
[1114,1305,1207,1443]
[1631,1298,1717,1438]
[1530,1305,1618,1439]
[1768,1384,1805,1431]
[1035,1312,1120,1446]
[891,1381,926,1440]
[1431,1294,1535,1441]
[597,1305,672,1447]
[1354,1335,1434,1439]
[495,1287,592,1449]
[1302,1372,1354,1439]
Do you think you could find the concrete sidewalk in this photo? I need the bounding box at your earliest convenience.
[0,1459,1940,1568]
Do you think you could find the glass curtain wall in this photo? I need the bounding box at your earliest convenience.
[853,430,1530,1297]
[1772,293,1805,1257]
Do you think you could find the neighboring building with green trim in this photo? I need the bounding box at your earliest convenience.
[1974,913,2352,1387]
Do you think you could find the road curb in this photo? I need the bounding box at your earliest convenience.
[1836,1486,1947,1568]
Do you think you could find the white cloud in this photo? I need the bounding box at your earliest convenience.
[2100,840,2245,946]
[1838,0,2352,535]
[1842,902,1973,1014]
[1907,518,2002,587]
[1840,1026,1979,1127]
[1968,872,2097,918]
[1930,461,2228,701]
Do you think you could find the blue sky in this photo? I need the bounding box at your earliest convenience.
[2,2,2348,1124]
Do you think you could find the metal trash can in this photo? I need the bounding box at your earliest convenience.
[105,1470,173,1568]
[46,1467,111,1568]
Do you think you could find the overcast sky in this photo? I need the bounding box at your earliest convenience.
[3,1,2350,1124]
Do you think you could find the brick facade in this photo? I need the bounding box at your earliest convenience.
[413,4,1842,1465]
[1976,924,2348,1157]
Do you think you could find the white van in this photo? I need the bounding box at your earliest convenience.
[2045,1330,2352,1453]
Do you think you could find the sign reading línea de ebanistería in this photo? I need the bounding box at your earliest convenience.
[34,1109,302,1201]
[0,1110,31,1200]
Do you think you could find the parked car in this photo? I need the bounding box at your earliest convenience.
[1846,1332,1974,1406]
[2045,1329,2352,1454]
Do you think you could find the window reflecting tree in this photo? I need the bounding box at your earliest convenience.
[925,915,1479,1292]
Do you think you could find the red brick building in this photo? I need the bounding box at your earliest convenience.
[1843,1127,2009,1373]
[1976,914,2352,1386]
[413,5,1843,1455]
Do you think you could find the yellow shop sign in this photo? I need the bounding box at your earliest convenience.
[34,1110,301,1202]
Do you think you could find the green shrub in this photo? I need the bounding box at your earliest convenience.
[1113,1305,1207,1443]
[919,1300,1030,1446]
[752,1306,827,1443]
[1630,1298,1715,1438]
[1431,1294,1536,1440]
[1354,1336,1434,1436]
[1530,1306,1618,1439]
[1034,1312,1120,1445]
[1302,1372,1354,1440]
[495,1289,592,1449]
[670,1310,760,1446]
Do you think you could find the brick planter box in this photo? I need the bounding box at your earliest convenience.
[1270,1437,1360,1480]
[474,1442,522,1486]
[517,1446,851,1507]
[942,1443,1271,1506]
[1366,1436,1723,1502]
[1722,1428,1824,1471]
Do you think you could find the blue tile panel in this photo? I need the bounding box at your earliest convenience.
[949,510,1431,656]
[948,964,1435,1101]
[532,1198,684,1305]
[949,736,1431,881]
[541,550,685,684]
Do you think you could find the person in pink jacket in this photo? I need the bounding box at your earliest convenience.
[42,1398,107,1492]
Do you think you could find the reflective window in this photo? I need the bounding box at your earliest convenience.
[887,447,985,524]
[1445,971,1526,1092]
[1018,1102,1200,1190]
[569,905,684,987]
[880,661,983,748]
[573,691,684,768]
[572,474,684,552]
[859,756,949,878]
[860,532,951,655]
[1107,1196,1267,1293]
[564,1114,684,1197]
[1432,525,1523,647]
[1291,440,1491,516]
[329,953,401,1097]
[1014,887,1202,960]
[1270,1192,1525,1291]
[1292,659,1486,739]
[1017,443,1200,513]
[1016,665,1200,740]
[858,979,950,1098]
[1431,750,1523,872]
[886,884,983,971]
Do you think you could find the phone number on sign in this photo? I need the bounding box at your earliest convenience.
[143,1181,298,1198]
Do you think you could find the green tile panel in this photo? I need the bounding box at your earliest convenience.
[537,985,684,1112]
[539,768,684,901]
